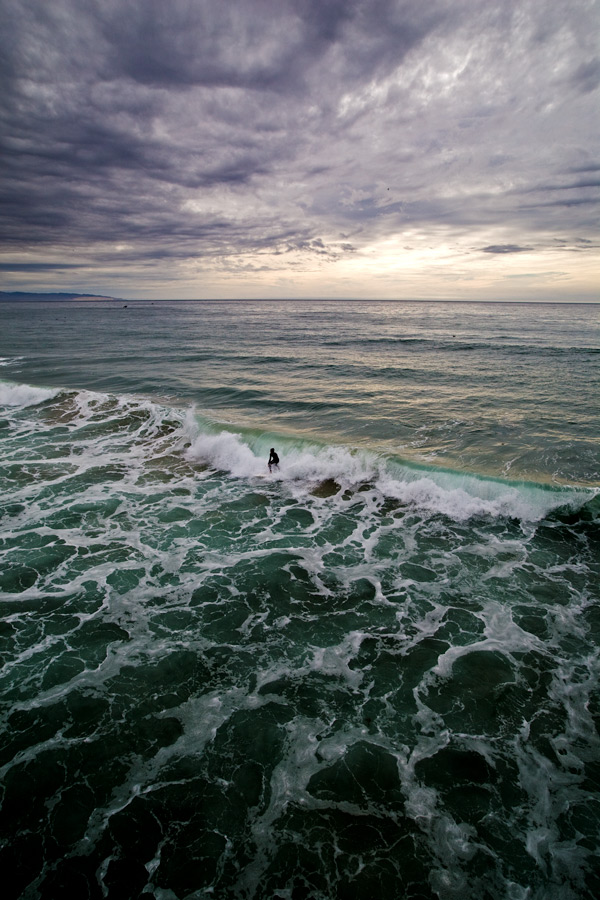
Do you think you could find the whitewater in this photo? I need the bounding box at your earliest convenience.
[0,299,598,900]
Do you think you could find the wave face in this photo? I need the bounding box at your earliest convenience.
[0,300,599,899]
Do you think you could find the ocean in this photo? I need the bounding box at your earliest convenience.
[0,299,598,900]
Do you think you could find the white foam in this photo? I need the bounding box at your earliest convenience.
[186,429,265,476]
[377,466,588,523]
[308,632,365,689]
[432,602,544,679]
[0,380,59,408]
[185,428,378,485]
[278,444,376,484]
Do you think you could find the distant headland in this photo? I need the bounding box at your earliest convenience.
[0,291,122,302]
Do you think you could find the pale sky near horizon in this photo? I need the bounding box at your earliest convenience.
[0,0,598,301]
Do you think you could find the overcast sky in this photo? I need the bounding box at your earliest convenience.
[0,0,598,300]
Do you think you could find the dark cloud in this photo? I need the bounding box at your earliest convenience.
[481,245,534,254]
[92,0,446,93]
[0,0,598,296]
[568,163,600,174]
[98,0,354,90]
[0,262,84,271]
[519,178,600,194]
[570,58,600,94]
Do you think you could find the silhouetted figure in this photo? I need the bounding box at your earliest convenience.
[268,448,279,472]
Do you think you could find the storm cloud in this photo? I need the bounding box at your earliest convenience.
[0,0,598,298]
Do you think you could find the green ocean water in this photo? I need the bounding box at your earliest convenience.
[0,299,599,899]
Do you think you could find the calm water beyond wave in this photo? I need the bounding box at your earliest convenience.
[0,299,599,900]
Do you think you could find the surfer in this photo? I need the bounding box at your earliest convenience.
[268,448,279,472]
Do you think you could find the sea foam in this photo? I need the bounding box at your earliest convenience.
[0,380,59,408]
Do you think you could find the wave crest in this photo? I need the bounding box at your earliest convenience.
[0,380,60,408]
[184,418,595,523]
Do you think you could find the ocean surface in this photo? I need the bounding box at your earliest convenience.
[0,299,598,900]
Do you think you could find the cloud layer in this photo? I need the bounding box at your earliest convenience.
[0,0,598,298]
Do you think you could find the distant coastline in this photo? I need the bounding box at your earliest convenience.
[1,292,597,305]
[0,291,121,302]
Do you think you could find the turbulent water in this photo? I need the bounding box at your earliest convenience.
[0,299,599,900]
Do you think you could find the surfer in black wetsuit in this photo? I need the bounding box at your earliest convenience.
[268,448,279,472]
